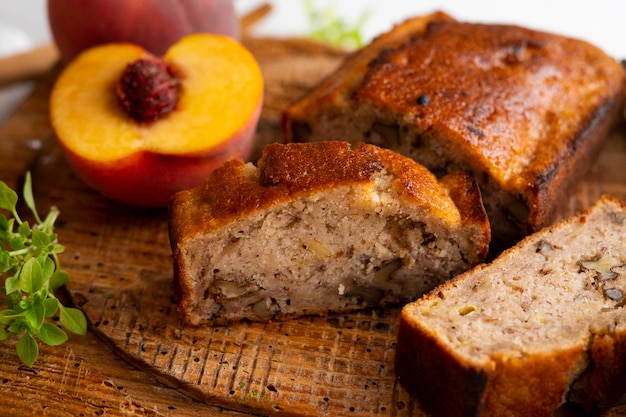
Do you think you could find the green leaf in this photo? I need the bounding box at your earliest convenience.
[0,309,20,324]
[49,270,69,290]
[8,318,26,333]
[59,306,87,336]
[38,323,68,346]
[37,255,55,282]
[0,250,11,273]
[16,333,38,367]
[43,298,59,318]
[0,327,7,341]
[9,235,25,251]
[32,230,51,251]
[4,274,21,294]
[20,257,42,294]
[23,172,41,224]
[51,243,65,255]
[18,220,30,238]
[0,180,18,214]
[0,213,9,231]
[24,298,45,330]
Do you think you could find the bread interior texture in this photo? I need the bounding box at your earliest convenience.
[180,169,473,323]
[410,201,626,362]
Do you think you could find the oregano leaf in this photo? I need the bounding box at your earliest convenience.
[24,300,45,331]
[59,306,87,336]
[0,308,20,325]
[43,298,59,318]
[23,172,41,224]
[51,243,65,254]
[20,257,42,294]
[0,213,9,231]
[16,333,38,368]
[0,180,17,213]
[0,327,7,341]
[18,221,31,238]
[8,319,26,334]
[37,256,55,282]
[49,270,70,290]
[9,235,25,251]
[32,230,51,251]
[38,323,68,346]
[5,274,21,294]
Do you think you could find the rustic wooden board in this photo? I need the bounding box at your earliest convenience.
[2,36,626,416]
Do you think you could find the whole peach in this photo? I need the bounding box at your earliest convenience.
[47,0,239,63]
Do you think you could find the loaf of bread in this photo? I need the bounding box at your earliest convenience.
[395,195,626,416]
[282,12,626,247]
[168,141,490,326]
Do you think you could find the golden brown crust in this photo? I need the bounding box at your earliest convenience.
[283,13,626,246]
[281,11,455,133]
[169,141,467,245]
[355,21,623,181]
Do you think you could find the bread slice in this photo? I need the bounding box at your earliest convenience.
[168,141,490,326]
[395,195,626,416]
[282,12,626,247]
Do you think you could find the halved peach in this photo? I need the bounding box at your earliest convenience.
[50,33,263,206]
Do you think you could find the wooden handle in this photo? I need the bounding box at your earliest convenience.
[0,43,59,88]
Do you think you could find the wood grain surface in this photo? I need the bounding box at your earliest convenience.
[1,36,626,417]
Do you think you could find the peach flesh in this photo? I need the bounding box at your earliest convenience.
[59,99,262,207]
[50,34,264,206]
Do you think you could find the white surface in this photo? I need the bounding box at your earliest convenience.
[1,0,625,123]
[236,0,626,58]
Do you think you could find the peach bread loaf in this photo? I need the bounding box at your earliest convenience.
[168,141,490,326]
[282,12,626,247]
[395,195,626,416]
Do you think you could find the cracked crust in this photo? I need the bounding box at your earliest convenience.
[282,12,626,248]
[168,141,490,326]
[395,195,626,416]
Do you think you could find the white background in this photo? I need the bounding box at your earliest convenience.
[1,0,625,122]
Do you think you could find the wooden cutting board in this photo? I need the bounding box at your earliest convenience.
[2,36,626,417]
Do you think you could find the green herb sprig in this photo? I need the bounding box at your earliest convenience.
[0,172,86,367]
[304,0,370,50]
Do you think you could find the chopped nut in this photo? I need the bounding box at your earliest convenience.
[578,255,619,281]
[611,264,626,276]
[535,240,555,257]
[603,287,624,302]
[373,259,402,284]
[611,211,626,225]
[251,297,279,320]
